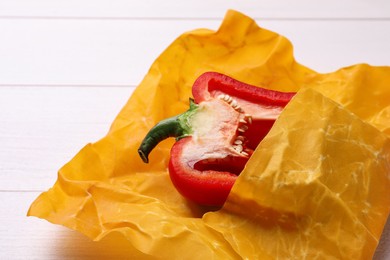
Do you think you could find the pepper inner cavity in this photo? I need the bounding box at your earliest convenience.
[218,94,255,156]
[195,93,279,175]
[191,95,264,176]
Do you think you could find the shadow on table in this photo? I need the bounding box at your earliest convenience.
[374,216,390,260]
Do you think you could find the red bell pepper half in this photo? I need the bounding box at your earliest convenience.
[138,72,295,206]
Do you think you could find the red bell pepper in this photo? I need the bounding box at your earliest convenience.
[138,72,295,206]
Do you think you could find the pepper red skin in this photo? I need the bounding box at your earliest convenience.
[193,72,294,106]
[169,138,236,206]
[167,72,295,206]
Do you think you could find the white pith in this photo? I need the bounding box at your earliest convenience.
[181,95,253,169]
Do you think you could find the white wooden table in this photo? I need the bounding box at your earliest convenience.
[1,1,389,259]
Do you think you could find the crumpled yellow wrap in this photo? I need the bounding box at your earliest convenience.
[28,10,390,259]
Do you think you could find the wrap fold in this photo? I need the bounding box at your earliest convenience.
[28,10,390,259]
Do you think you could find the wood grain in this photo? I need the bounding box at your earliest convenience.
[0,86,133,191]
[1,0,389,19]
[0,19,389,86]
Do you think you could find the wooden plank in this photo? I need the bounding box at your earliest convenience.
[0,19,389,86]
[0,0,389,19]
[0,86,133,191]
[1,191,389,259]
[0,19,219,86]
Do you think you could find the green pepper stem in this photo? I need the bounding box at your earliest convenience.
[138,99,197,163]
[138,115,185,163]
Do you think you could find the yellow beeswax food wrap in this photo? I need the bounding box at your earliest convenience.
[28,10,390,259]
